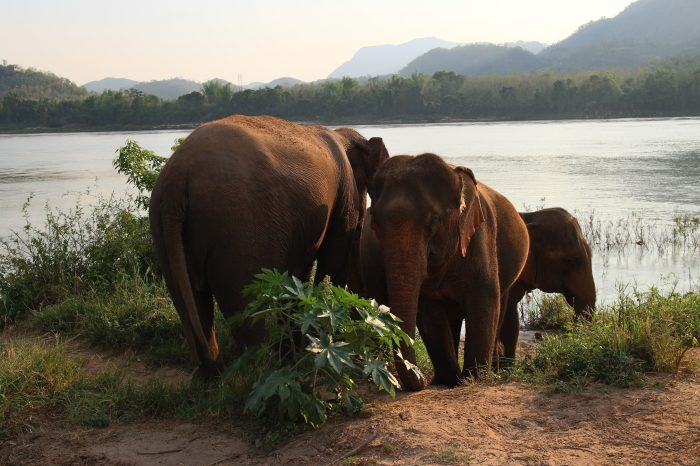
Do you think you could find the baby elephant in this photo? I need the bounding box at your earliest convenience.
[499,207,596,359]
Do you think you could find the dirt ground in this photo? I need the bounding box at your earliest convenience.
[2,333,699,466]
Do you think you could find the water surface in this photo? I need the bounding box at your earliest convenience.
[1,118,699,304]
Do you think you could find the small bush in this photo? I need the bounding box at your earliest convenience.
[0,339,246,439]
[522,293,575,331]
[509,287,700,389]
[0,194,158,326]
[240,269,422,429]
[31,276,189,364]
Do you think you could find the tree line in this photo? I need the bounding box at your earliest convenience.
[1,57,700,130]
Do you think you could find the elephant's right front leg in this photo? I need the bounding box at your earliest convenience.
[417,299,461,387]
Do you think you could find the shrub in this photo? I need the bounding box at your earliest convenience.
[0,194,158,326]
[239,269,422,429]
[521,293,575,330]
[511,287,700,389]
[112,139,170,210]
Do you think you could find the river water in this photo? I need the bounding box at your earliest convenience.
[1,118,699,304]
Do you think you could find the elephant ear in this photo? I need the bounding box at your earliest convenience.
[335,128,389,195]
[456,166,485,257]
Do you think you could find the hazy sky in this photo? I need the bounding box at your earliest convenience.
[2,0,635,85]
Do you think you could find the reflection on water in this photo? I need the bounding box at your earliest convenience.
[1,118,699,303]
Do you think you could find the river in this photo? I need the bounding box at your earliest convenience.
[1,118,699,304]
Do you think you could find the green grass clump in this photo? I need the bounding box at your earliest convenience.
[0,338,250,440]
[0,193,158,326]
[522,293,575,330]
[30,276,190,364]
[509,288,700,389]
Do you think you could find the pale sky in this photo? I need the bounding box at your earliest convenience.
[1,0,635,85]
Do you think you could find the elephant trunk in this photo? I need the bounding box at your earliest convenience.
[383,242,427,391]
[567,261,596,319]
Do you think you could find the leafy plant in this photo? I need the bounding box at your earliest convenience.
[113,139,169,209]
[239,269,421,429]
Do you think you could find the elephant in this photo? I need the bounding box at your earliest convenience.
[149,114,389,380]
[498,207,596,359]
[359,153,529,391]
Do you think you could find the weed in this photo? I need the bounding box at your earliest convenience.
[507,287,700,390]
[342,456,378,466]
[521,293,575,331]
[427,446,473,464]
[0,192,158,326]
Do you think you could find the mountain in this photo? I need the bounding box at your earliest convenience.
[132,78,202,100]
[503,41,548,55]
[541,0,700,71]
[400,0,700,77]
[83,77,203,100]
[401,44,544,77]
[83,77,139,93]
[245,77,304,90]
[0,63,87,100]
[328,37,458,78]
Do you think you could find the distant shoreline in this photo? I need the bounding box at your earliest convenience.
[1,113,699,135]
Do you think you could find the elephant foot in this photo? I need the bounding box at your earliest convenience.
[430,373,461,388]
[191,357,225,383]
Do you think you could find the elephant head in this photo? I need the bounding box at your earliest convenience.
[368,154,484,390]
[520,208,596,318]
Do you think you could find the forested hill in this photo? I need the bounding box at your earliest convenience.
[401,0,700,76]
[401,44,545,77]
[541,0,700,71]
[0,64,87,100]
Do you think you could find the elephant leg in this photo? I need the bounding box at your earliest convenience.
[191,290,225,380]
[462,285,500,378]
[315,229,355,287]
[449,317,463,361]
[417,299,461,387]
[499,283,527,362]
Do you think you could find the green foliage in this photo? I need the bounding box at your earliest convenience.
[30,277,190,364]
[3,57,700,129]
[0,339,248,439]
[0,194,158,326]
[522,294,575,330]
[239,269,420,429]
[113,140,168,209]
[0,62,87,101]
[508,288,700,389]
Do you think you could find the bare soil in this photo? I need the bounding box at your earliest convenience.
[2,331,699,466]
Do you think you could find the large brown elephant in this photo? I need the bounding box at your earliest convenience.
[499,207,596,359]
[149,115,388,379]
[359,153,529,391]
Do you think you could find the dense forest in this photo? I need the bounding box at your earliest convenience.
[1,57,699,130]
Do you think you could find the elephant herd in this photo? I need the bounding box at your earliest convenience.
[149,115,596,391]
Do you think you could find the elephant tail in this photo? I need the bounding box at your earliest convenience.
[150,197,216,370]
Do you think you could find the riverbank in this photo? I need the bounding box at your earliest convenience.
[2,114,700,135]
[2,327,698,465]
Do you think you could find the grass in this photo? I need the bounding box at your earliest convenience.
[425,446,473,464]
[521,293,575,331]
[575,210,700,254]
[501,287,700,390]
[0,337,251,440]
[0,192,158,327]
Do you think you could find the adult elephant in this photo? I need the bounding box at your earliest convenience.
[150,115,388,380]
[360,153,529,391]
[499,207,596,359]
